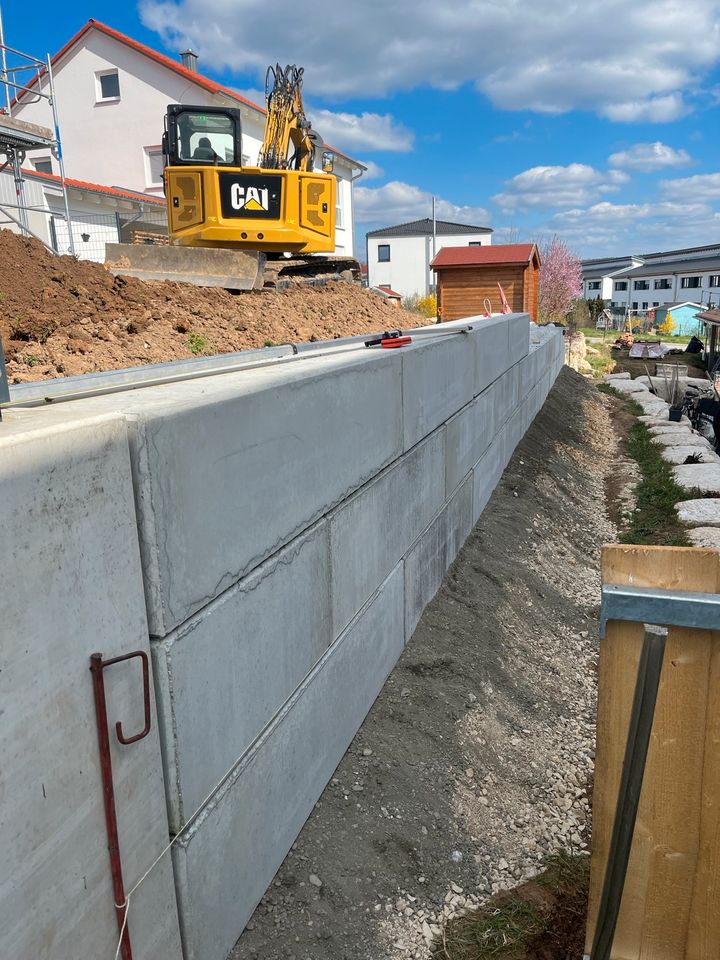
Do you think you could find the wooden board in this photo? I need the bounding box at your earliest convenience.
[436,264,533,321]
[586,545,720,959]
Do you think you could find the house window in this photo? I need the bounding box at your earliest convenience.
[681,276,701,288]
[709,275,720,287]
[145,147,164,186]
[614,281,628,291]
[377,244,390,262]
[632,302,638,310]
[653,302,659,307]
[96,70,120,102]
[588,281,601,290]
[642,302,648,310]
[654,278,671,289]
[33,157,53,174]
[634,280,649,290]
[468,241,483,247]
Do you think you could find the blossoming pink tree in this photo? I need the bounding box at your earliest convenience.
[538,237,583,324]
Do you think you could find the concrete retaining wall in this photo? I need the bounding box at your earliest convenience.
[1,315,563,960]
[0,416,182,960]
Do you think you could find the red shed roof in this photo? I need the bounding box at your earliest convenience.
[12,20,363,169]
[431,243,539,269]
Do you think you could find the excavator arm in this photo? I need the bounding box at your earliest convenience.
[258,64,318,172]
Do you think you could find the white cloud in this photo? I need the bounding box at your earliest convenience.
[543,199,720,255]
[309,109,413,153]
[660,172,720,202]
[601,93,689,123]
[141,0,720,119]
[608,142,691,172]
[492,164,628,214]
[355,180,490,226]
[358,160,384,180]
[235,89,413,154]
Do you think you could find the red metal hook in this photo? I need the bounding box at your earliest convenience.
[90,650,153,960]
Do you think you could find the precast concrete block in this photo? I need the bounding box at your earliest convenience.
[172,564,405,960]
[330,430,445,634]
[473,316,511,395]
[116,350,403,635]
[404,477,473,639]
[472,427,506,523]
[152,522,332,830]
[508,313,530,362]
[444,387,497,498]
[0,415,181,960]
[402,334,475,449]
[505,404,525,462]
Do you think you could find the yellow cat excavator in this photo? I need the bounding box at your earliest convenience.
[105,65,360,289]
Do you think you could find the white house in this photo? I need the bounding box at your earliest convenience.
[582,244,720,317]
[11,20,363,256]
[366,218,493,298]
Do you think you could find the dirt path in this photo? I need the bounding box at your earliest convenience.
[0,231,424,383]
[231,369,617,960]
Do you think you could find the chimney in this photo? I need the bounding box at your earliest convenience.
[180,49,199,72]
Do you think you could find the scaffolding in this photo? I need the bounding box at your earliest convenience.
[0,4,74,253]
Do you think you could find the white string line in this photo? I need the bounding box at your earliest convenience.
[112,753,248,959]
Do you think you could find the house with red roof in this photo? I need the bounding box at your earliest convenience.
[8,20,363,258]
[366,218,492,299]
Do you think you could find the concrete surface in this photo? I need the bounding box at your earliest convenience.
[659,445,720,465]
[330,430,445,635]
[672,463,720,493]
[475,316,512,394]
[0,416,181,960]
[401,334,475,449]
[687,526,720,548]
[648,424,694,436]
[675,498,720,527]
[172,565,406,960]
[153,522,333,830]
[652,432,711,448]
[607,379,649,394]
[639,413,691,425]
[445,386,496,497]
[404,476,473,638]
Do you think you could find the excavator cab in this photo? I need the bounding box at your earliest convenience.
[161,103,336,254]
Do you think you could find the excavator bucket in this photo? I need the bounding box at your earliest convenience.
[104,243,266,291]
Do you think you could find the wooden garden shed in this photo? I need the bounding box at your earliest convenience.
[431,243,541,322]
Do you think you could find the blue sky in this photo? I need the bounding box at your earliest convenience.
[5,0,720,259]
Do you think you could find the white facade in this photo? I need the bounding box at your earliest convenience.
[367,223,492,298]
[582,247,720,314]
[12,23,360,255]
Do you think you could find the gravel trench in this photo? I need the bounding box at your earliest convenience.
[231,367,616,960]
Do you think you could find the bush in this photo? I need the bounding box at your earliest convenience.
[402,293,437,318]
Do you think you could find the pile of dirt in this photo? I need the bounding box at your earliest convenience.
[232,368,617,960]
[0,230,424,383]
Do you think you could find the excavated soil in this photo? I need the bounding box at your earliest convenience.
[231,369,617,960]
[0,231,424,383]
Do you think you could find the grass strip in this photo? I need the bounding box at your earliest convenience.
[441,851,590,960]
[598,387,697,546]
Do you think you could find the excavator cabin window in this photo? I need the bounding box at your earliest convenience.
[164,105,243,168]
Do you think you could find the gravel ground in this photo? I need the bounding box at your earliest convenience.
[231,368,617,960]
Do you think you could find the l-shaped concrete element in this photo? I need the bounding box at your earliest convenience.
[1,315,563,960]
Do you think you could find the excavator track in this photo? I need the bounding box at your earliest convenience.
[263,255,362,289]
